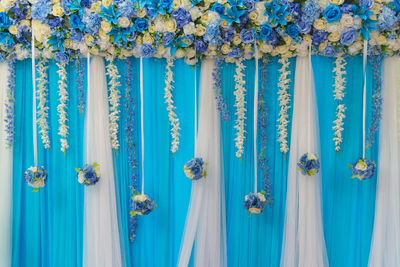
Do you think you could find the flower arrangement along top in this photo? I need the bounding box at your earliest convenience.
[0,0,399,62]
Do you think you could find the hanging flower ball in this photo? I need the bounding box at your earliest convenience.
[244,192,267,215]
[24,166,48,191]
[75,163,100,186]
[297,153,320,176]
[131,194,156,216]
[349,158,376,180]
[184,157,207,180]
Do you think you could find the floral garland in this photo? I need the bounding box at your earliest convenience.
[212,57,229,121]
[277,56,291,154]
[124,59,138,242]
[4,59,15,149]
[366,55,383,148]
[75,58,85,115]
[37,58,51,150]
[56,61,69,153]
[234,58,247,159]
[332,55,347,152]
[258,58,272,203]
[106,60,121,151]
[164,58,180,154]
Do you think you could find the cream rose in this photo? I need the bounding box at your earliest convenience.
[328,32,340,42]
[52,4,64,17]
[165,19,177,32]
[313,19,327,30]
[143,33,154,44]
[340,14,353,28]
[221,44,231,54]
[196,25,206,36]
[118,17,131,28]
[101,21,112,33]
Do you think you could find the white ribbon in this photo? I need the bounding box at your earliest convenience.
[194,64,197,153]
[253,43,259,193]
[140,57,145,194]
[308,40,312,152]
[31,23,37,166]
[362,40,368,158]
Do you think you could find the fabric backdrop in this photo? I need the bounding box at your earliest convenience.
[10,56,377,267]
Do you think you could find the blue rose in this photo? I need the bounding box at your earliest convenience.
[84,170,97,182]
[134,18,148,32]
[340,27,357,46]
[243,0,255,11]
[194,39,208,53]
[162,32,175,46]
[240,29,255,44]
[54,52,69,63]
[49,18,63,29]
[70,30,84,42]
[296,19,311,34]
[286,24,299,38]
[260,23,273,40]
[360,0,373,9]
[228,46,242,58]
[70,13,84,30]
[301,0,321,20]
[24,170,34,184]
[0,12,11,28]
[139,43,154,57]
[204,22,221,45]
[323,5,341,23]
[171,8,191,28]
[288,2,301,20]
[323,45,336,57]
[31,0,52,22]
[312,30,327,45]
[117,0,137,18]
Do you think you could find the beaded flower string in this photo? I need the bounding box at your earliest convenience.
[212,57,229,121]
[366,55,383,148]
[37,58,51,149]
[124,59,138,242]
[164,58,180,154]
[56,61,69,153]
[75,58,85,115]
[332,55,347,152]
[277,56,291,155]
[106,60,121,151]
[234,58,247,158]
[4,58,15,149]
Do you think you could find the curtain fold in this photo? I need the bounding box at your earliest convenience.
[83,56,122,267]
[368,56,400,267]
[280,56,328,267]
[0,62,13,267]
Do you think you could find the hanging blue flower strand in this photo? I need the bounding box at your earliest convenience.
[258,57,273,203]
[75,58,85,115]
[4,58,15,149]
[366,55,383,148]
[212,57,230,121]
[124,58,138,242]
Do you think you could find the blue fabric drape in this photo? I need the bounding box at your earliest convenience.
[11,56,377,267]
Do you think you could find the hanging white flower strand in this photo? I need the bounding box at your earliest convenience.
[36,58,51,150]
[164,58,180,153]
[277,57,291,154]
[332,55,346,152]
[57,61,69,153]
[106,61,121,151]
[234,58,247,158]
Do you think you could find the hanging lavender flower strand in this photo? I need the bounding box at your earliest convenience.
[212,57,229,121]
[258,58,272,203]
[366,55,383,148]
[124,59,138,242]
[4,58,15,148]
[75,58,85,115]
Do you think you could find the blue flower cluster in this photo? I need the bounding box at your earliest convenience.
[131,194,156,216]
[349,158,376,180]
[184,157,207,180]
[24,166,48,190]
[75,163,100,185]
[297,153,320,176]
[244,192,267,215]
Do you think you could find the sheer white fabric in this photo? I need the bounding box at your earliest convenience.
[83,56,122,267]
[0,62,12,267]
[280,56,329,267]
[178,59,227,267]
[368,56,400,267]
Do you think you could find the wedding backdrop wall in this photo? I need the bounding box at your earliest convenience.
[1,0,400,266]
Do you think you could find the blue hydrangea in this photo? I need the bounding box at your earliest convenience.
[378,6,398,31]
[82,11,101,35]
[162,32,175,46]
[31,0,52,22]
[312,30,327,45]
[184,157,207,180]
[11,1,29,22]
[297,153,320,176]
[76,163,100,185]
[117,0,137,18]
[132,194,156,216]
[301,0,321,25]
[171,8,191,28]
[244,192,267,215]
[349,158,375,180]
[204,21,222,45]
[221,26,235,43]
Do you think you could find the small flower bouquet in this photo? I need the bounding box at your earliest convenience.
[184,157,207,180]
[244,192,267,215]
[349,158,376,181]
[131,194,156,216]
[24,166,48,191]
[297,153,320,176]
[75,163,100,186]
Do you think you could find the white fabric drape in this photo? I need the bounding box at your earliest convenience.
[0,62,12,267]
[280,56,329,267]
[178,59,227,267]
[368,56,400,267]
[83,56,122,267]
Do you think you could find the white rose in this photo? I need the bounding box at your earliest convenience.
[326,22,339,33]
[165,19,177,32]
[185,57,198,65]
[15,44,29,60]
[255,1,266,13]
[186,48,196,58]
[221,43,231,54]
[249,208,261,214]
[218,0,227,4]
[118,17,131,28]
[78,172,85,184]
[257,193,266,202]
[32,179,45,188]
[260,43,273,53]
[135,194,147,202]
[154,15,166,32]
[340,14,353,28]
[183,22,196,35]
[353,17,362,29]
[181,0,191,8]
[208,11,220,22]
[174,48,185,58]
[190,7,202,20]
